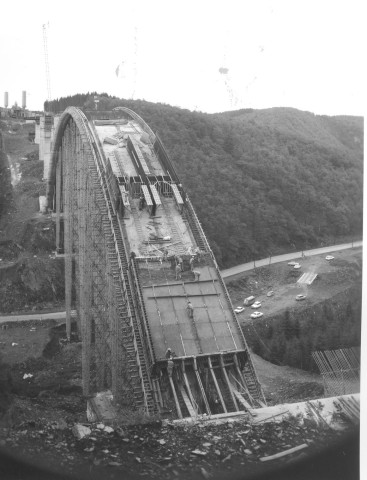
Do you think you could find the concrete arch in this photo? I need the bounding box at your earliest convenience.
[46,106,92,209]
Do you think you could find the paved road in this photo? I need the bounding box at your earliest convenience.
[1,241,362,322]
[0,311,76,324]
[221,241,362,280]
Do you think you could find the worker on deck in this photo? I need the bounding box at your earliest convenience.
[189,256,195,271]
[163,247,169,262]
[167,357,174,377]
[193,269,201,281]
[165,347,176,358]
[139,195,145,210]
[175,264,182,280]
[187,301,194,319]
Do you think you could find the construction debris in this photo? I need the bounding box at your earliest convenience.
[72,424,92,440]
[259,443,308,462]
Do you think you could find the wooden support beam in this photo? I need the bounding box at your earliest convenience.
[260,444,308,462]
[55,150,62,252]
[208,356,227,413]
[220,356,239,412]
[179,385,196,417]
[63,139,73,342]
[193,358,211,415]
[168,375,182,419]
[233,353,253,406]
[181,361,198,416]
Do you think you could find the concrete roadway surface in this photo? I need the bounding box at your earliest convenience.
[221,241,363,280]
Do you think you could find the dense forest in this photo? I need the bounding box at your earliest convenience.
[46,94,364,268]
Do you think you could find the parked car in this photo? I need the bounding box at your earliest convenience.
[251,301,262,309]
[243,296,256,306]
[288,261,297,266]
[267,291,274,297]
[293,263,301,269]
[250,311,263,319]
[325,255,334,261]
[234,306,245,314]
[296,294,306,301]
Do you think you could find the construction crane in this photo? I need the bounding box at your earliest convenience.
[42,23,52,106]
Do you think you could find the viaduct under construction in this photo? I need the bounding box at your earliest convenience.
[46,106,266,419]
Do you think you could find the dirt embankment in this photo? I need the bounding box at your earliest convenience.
[0,119,65,315]
[0,323,359,480]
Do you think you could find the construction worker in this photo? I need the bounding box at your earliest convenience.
[165,347,176,358]
[193,269,201,281]
[189,256,195,271]
[175,263,182,280]
[167,357,174,377]
[139,195,145,210]
[187,301,194,319]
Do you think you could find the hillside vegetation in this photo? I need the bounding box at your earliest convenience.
[46,95,363,268]
[0,130,12,220]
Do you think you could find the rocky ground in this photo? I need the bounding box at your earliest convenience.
[0,322,359,480]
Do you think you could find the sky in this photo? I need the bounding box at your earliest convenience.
[0,0,365,116]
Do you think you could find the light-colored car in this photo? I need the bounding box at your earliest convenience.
[288,261,297,266]
[243,295,256,306]
[296,294,306,301]
[234,306,245,314]
[267,291,274,297]
[251,301,262,309]
[293,263,301,269]
[250,311,263,319]
[325,255,334,261]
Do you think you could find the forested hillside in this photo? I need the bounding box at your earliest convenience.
[46,94,363,268]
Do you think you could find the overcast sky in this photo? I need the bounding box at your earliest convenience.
[0,0,365,115]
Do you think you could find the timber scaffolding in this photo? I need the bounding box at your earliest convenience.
[312,348,360,397]
[47,106,266,420]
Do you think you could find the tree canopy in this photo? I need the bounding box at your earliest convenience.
[46,94,363,268]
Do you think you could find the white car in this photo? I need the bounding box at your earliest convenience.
[288,261,297,266]
[296,294,306,301]
[250,311,263,319]
[267,291,274,297]
[293,263,301,269]
[251,301,262,309]
[325,255,334,261]
[234,306,245,314]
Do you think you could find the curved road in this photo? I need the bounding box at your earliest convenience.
[0,242,362,322]
[221,241,362,280]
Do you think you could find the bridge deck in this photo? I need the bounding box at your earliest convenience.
[138,262,243,359]
[93,116,246,362]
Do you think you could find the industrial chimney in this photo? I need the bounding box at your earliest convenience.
[22,90,27,109]
[4,92,8,108]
